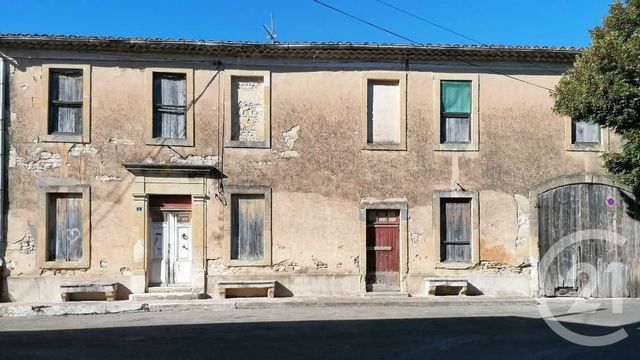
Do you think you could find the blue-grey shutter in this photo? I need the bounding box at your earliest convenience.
[441,199,471,262]
[47,193,83,262]
[230,195,265,261]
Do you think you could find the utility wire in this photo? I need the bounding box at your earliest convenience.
[311,0,554,92]
[374,0,485,46]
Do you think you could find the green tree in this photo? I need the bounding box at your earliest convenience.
[553,0,640,188]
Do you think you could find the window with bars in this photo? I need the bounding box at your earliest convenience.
[440,198,472,262]
[46,193,83,262]
[48,70,83,135]
[572,119,600,144]
[440,80,472,144]
[153,73,187,139]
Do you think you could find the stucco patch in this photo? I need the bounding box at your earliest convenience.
[69,144,99,157]
[283,125,300,149]
[107,137,135,145]
[168,154,220,166]
[94,175,122,182]
[11,146,62,173]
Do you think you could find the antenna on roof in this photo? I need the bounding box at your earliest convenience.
[263,13,277,43]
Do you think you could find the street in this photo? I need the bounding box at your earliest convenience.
[0,299,639,359]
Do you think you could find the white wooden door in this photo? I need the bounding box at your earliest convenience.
[149,211,191,285]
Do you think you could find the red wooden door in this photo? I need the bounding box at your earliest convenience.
[366,210,400,292]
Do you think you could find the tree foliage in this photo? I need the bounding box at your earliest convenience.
[553,0,640,188]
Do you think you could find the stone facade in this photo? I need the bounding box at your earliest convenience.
[0,36,616,302]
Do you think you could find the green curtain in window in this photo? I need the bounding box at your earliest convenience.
[441,81,471,113]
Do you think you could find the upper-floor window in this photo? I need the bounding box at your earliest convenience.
[440,80,471,144]
[433,74,479,152]
[361,72,407,151]
[153,73,187,139]
[49,70,83,135]
[41,64,91,143]
[224,70,272,148]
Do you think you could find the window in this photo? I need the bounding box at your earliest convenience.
[440,198,471,262]
[231,194,265,261]
[432,190,479,267]
[361,73,407,150]
[49,70,83,135]
[565,117,607,151]
[40,64,91,143]
[153,73,187,139]
[440,80,471,144]
[145,68,194,146]
[224,70,271,148]
[224,186,272,266]
[46,193,83,262]
[433,74,479,151]
[38,182,91,269]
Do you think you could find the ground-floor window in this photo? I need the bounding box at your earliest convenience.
[440,198,471,262]
[38,182,91,269]
[224,185,272,266]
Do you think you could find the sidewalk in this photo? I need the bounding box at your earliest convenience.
[0,296,537,317]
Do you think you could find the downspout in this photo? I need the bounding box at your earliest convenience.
[0,56,6,299]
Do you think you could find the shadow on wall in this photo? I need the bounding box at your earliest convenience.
[0,316,638,359]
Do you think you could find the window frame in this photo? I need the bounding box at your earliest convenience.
[433,74,479,151]
[224,185,272,266]
[40,64,91,143]
[432,190,479,269]
[37,183,91,269]
[224,70,272,149]
[360,72,407,151]
[145,68,194,146]
[565,118,609,152]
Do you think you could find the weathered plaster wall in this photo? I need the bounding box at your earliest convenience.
[1,49,608,301]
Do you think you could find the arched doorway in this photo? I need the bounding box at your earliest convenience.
[532,174,640,298]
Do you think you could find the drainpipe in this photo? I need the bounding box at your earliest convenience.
[0,56,6,291]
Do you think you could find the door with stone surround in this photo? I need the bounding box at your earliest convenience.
[366,210,400,292]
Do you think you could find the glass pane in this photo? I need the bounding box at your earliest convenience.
[442,116,470,143]
[52,71,83,102]
[51,106,81,133]
[153,111,186,139]
[573,120,600,144]
[441,80,471,113]
[154,74,186,106]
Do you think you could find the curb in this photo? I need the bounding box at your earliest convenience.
[0,297,537,317]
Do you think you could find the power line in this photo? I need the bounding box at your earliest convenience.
[374,0,485,46]
[311,0,554,92]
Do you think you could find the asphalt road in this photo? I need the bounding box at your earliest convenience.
[1,299,639,359]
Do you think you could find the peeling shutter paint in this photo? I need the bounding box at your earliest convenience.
[46,193,83,262]
[230,194,265,261]
[49,70,82,134]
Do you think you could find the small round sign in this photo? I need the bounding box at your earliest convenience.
[606,196,616,208]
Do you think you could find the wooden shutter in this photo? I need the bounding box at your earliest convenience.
[573,120,600,144]
[440,198,471,262]
[46,193,83,262]
[230,194,265,260]
[153,73,187,139]
[49,70,83,134]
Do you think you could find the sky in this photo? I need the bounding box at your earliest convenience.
[0,0,613,47]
